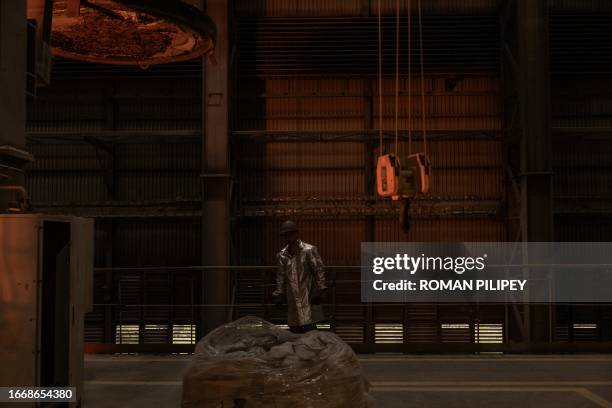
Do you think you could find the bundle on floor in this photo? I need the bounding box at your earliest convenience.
[182,316,374,408]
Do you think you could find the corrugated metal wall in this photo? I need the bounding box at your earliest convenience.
[233,0,506,347]
[236,75,506,258]
[234,0,498,17]
[235,0,612,16]
[551,80,612,243]
[235,75,506,343]
[551,59,612,340]
[234,0,612,347]
[236,16,500,76]
[26,60,203,343]
[549,0,612,342]
[23,1,612,349]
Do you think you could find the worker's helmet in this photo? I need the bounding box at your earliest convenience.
[280,220,298,236]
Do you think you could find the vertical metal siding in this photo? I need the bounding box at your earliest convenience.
[234,0,498,17]
[374,77,501,131]
[27,82,108,132]
[552,77,612,244]
[238,142,365,199]
[553,95,612,128]
[27,75,202,204]
[265,79,367,131]
[553,141,612,199]
[115,78,202,131]
[239,218,366,266]
[550,0,612,12]
[555,218,612,242]
[113,219,201,267]
[115,142,201,201]
[371,0,498,15]
[237,75,505,268]
[26,65,204,350]
[375,218,506,241]
[235,0,365,17]
[26,143,108,202]
[28,77,202,132]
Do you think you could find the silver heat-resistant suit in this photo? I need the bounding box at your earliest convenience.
[273,240,327,326]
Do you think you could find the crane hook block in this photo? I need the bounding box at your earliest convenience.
[401,153,431,197]
[376,154,401,197]
[376,153,431,199]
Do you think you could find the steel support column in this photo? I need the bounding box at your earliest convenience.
[0,1,30,210]
[202,0,230,333]
[516,0,554,344]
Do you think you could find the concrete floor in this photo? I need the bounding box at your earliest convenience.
[84,354,612,407]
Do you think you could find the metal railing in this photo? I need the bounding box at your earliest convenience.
[85,265,612,354]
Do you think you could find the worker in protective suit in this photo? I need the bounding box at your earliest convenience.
[272,220,327,334]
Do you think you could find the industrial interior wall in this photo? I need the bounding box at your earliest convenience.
[548,0,612,342]
[550,75,612,340]
[21,0,612,347]
[0,1,28,209]
[235,74,506,342]
[26,62,203,343]
[237,76,505,251]
[0,215,92,406]
[234,0,498,17]
[234,0,612,345]
[0,1,27,149]
[232,0,507,344]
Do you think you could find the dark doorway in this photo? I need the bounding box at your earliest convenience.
[40,221,71,395]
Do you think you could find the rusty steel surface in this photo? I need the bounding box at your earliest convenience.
[0,216,40,388]
[235,73,507,271]
[0,215,93,403]
[50,0,215,65]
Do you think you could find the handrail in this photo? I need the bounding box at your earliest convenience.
[93,265,359,272]
[94,264,612,272]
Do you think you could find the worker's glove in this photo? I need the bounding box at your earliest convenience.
[272,294,286,310]
[310,287,326,305]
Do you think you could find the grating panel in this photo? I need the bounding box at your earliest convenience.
[572,323,598,341]
[375,323,404,344]
[115,324,140,345]
[475,323,503,344]
[556,324,570,342]
[143,324,169,344]
[335,325,364,344]
[440,323,470,343]
[172,324,196,345]
[405,322,437,343]
[84,306,105,343]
